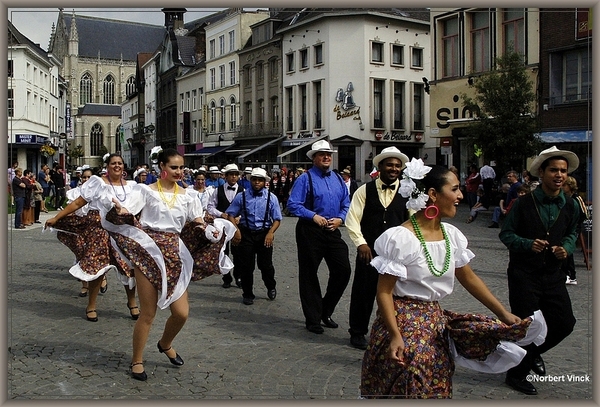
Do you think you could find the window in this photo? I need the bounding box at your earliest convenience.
[373,79,384,128]
[270,96,279,127]
[219,35,225,55]
[258,99,264,124]
[219,65,225,88]
[219,98,226,131]
[549,49,591,104]
[314,81,322,128]
[246,102,252,124]
[413,83,424,130]
[503,8,525,56]
[209,39,215,59]
[286,87,294,131]
[103,75,115,104]
[371,41,384,63]
[287,53,295,73]
[185,91,190,112]
[230,96,237,129]
[210,68,216,90]
[269,58,278,81]
[8,88,14,117]
[8,60,14,77]
[442,18,459,77]
[471,11,491,73]
[180,93,185,112]
[314,44,323,66]
[393,81,404,129]
[244,65,252,87]
[90,123,104,156]
[391,44,404,66]
[411,47,423,68]
[299,84,307,130]
[229,30,235,52]
[300,49,309,69]
[229,61,236,85]
[80,73,92,105]
[126,76,136,96]
[192,89,197,110]
[192,120,198,141]
[257,61,264,84]
[210,101,216,132]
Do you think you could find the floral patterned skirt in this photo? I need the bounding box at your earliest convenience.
[361,297,534,399]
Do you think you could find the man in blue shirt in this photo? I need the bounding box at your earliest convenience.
[488,170,521,228]
[226,167,282,305]
[287,140,351,334]
[238,166,252,190]
[206,166,225,188]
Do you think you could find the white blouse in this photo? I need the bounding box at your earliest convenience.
[370,223,475,302]
[79,175,137,212]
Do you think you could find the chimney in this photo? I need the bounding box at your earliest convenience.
[162,8,187,31]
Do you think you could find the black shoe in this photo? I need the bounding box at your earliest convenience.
[157,341,184,366]
[322,316,339,329]
[222,281,232,288]
[100,276,108,294]
[86,309,98,322]
[235,278,242,288]
[242,297,254,305]
[505,375,537,395]
[488,222,499,228]
[307,324,324,334]
[531,355,546,376]
[350,334,368,350]
[130,362,147,381]
[267,288,277,300]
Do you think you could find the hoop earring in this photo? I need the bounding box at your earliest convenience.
[160,170,168,180]
[424,204,439,219]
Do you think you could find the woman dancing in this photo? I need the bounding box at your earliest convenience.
[360,161,545,399]
[45,154,140,322]
[103,148,233,381]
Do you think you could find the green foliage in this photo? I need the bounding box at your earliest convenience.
[461,50,543,170]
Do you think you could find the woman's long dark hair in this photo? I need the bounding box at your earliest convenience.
[421,165,453,194]
[157,148,182,168]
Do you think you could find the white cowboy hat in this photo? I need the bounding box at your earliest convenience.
[243,166,253,174]
[197,166,207,173]
[529,146,579,175]
[373,146,409,169]
[81,164,90,170]
[222,163,240,174]
[207,165,221,174]
[75,167,83,173]
[133,168,147,179]
[250,167,271,182]
[341,169,351,176]
[306,140,337,160]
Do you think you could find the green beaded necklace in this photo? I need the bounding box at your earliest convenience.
[410,214,451,277]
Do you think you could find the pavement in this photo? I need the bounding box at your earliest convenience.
[6,204,593,400]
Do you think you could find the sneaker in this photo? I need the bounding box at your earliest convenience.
[566,277,578,285]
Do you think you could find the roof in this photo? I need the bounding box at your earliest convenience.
[64,14,165,61]
[7,20,49,61]
[274,8,430,29]
[77,104,122,116]
[174,35,197,66]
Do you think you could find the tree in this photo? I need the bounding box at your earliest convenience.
[461,50,542,171]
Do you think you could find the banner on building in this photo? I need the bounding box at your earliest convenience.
[66,103,73,139]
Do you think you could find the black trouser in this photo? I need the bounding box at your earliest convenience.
[34,200,41,221]
[222,242,241,284]
[348,253,379,336]
[562,254,576,280]
[54,187,66,208]
[295,219,351,327]
[236,227,276,299]
[482,178,494,201]
[506,265,576,379]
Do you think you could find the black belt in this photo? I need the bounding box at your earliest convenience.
[240,226,269,235]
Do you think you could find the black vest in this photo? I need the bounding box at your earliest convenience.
[509,193,575,272]
[360,181,409,250]
[216,184,243,212]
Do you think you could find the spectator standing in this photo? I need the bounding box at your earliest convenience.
[12,168,26,229]
[205,166,225,189]
[32,173,44,223]
[38,164,50,212]
[21,170,35,226]
[341,168,359,200]
[500,146,580,395]
[465,164,482,209]
[561,176,588,285]
[206,163,244,288]
[488,170,521,228]
[480,162,496,203]
[8,161,18,205]
[345,146,409,349]
[51,163,67,210]
[287,140,352,334]
[226,168,282,305]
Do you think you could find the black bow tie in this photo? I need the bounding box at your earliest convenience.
[543,196,559,205]
[253,191,262,197]
[323,171,331,177]
[382,184,396,191]
[227,186,236,191]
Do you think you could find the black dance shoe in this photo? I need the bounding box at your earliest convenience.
[130,362,147,381]
[322,316,339,329]
[157,341,184,366]
[531,355,546,376]
[505,375,537,395]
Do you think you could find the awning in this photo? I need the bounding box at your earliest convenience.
[184,144,234,157]
[276,134,328,162]
[236,135,288,163]
[539,130,591,143]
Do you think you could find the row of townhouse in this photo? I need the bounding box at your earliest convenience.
[9,8,592,195]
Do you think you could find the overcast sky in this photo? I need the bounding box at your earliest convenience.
[8,8,230,51]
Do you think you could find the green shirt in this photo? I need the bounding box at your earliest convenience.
[499,187,580,254]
